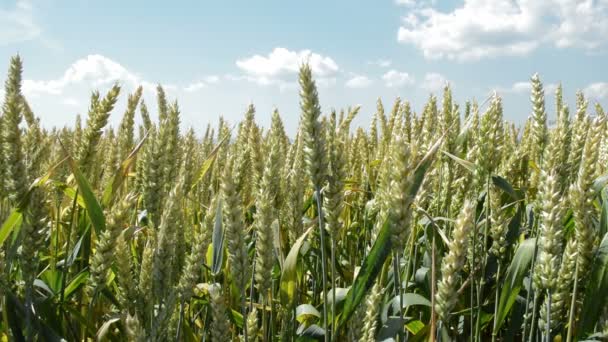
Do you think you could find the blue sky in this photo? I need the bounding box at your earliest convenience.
[1,0,607,134]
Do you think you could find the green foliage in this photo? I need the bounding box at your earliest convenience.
[0,56,606,341]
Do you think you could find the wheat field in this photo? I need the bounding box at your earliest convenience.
[0,54,607,341]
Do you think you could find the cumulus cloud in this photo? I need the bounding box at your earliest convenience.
[0,0,41,46]
[235,47,339,87]
[584,82,608,100]
[382,70,414,88]
[184,82,205,92]
[397,0,608,61]
[494,80,560,95]
[183,76,220,92]
[345,75,373,89]
[511,82,533,94]
[19,54,183,101]
[421,72,448,93]
[22,54,144,97]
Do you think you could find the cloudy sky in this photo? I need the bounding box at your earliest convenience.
[1,0,607,133]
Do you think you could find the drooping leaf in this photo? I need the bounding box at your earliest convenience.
[492,175,522,201]
[190,134,229,191]
[96,316,121,341]
[297,323,325,339]
[101,131,149,206]
[443,150,475,172]
[296,304,321,323]
[33,279,55,298]
[326,287,350,308]
[280,226,314,307]
[593,173,608,194]
[382,293,432,322]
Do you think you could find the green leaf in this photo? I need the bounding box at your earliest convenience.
[67,157,105,235]
[495,238,536,331]
[505,203,524,247]
[384,293,432,321]
[577,233,608,339]
[61,185,86,208]
[272,219,284,269]
[64,270,90,300]
[280,226,314,307]
[0,211,22,246]
[406,320,425,334]
[33,279,55,298]
[442,150,475,172]
[492,175,522,201]
[190,134,229,192]
[296,304,321,323]
[297,324,325,339]
[338,219,391,329]
[593,173,608,194]
[600,189,608,238]
[377,317,405,340]
[96,316,121,341]
[338,137,440,330]
[326,287,349,308]
[229,309,244,328]
[211,197,224,276]
[101,131,149,206]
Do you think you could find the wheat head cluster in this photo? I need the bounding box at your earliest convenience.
[0,54,607,342]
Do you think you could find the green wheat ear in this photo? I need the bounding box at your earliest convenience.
[2,54,27,204]
[299,63,326,191]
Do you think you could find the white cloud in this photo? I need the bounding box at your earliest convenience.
[395,0,416,5]
[421,72,448,93]
[511,82,532,94]
[397,0,608,61]
[584,82,608,100]
[235,47,339,87]
[345,75,373,89]
[0,0,41,46]
[204,75,220,84]
[382,70,414,88]
[184,82,205,92]
[545,83,559,95]
[22,54,143,97]
[368,59,392,67]
[183,76,219,92]
[62,98,79,107]
[494,80,559,95]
